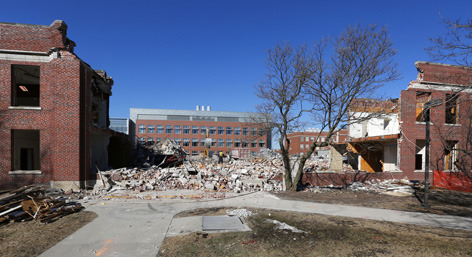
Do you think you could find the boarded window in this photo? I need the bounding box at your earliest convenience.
[445,94,459,124]
[416,92,431,122]
[444,141,458,170]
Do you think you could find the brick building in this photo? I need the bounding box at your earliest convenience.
[287,129,348,156]
[131,107,271,156]
[347,61,472,181]
[0,20,116,190]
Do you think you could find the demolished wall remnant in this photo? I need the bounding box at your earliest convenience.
[345,61,472,183]
[0,20,115,190]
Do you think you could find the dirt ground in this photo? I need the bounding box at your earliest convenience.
[0,211,97,257]
[159,207,472,257]
[273,188,472,217]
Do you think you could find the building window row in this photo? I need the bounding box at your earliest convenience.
[138,125,266,137]
[138,137,265,148]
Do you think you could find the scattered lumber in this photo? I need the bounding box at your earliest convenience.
[0,185,83,225]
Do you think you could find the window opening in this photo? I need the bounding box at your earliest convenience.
[11,65,40,107]
[445,94,459,124]
[416,91,431,122]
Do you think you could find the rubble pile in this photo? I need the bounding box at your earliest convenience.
[304,157,330,171]
[348,179,415,196]
[256,148,281,160]
[0,186,83,225]
[96,158,285,196]
[151,139,187,156]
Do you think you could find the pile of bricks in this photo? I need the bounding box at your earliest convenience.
[94,157,285,196]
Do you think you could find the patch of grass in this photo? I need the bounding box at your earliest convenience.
[0,211,97,257]
[158,208,472,257]
[274,189,472,217]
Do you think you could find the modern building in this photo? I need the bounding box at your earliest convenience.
[0,20,118,190]
[347,61,472,181]
[130,107,271,156]
[287,129,348,157]
[110,118,135,135]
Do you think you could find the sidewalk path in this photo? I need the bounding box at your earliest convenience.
[40,191,472,257]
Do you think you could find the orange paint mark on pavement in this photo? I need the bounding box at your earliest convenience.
[95,239,113,256]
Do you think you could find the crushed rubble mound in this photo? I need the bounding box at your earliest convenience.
[94,157,285,197]
[256,148,281,160]
[0,186,83,226]
[150,139,188,168]
[151,139,187,156]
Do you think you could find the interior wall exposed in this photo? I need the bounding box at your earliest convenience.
[383,143,398,171]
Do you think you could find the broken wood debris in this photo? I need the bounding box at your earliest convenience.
[0,186,83,226]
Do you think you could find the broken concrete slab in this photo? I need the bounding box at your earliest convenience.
[166,216,202,237]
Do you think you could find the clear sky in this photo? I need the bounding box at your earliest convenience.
[2,0,471,119]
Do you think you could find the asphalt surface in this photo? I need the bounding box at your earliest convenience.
[40,191,472,257]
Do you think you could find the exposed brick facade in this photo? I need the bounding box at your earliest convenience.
[287,130,348,155]
[0,20,114,190]
[344,61,472,184]
[398,61,472,181]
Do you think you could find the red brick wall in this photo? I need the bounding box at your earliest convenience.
[0,20,70,52]
[301,171,405,187]
[399,63,472,181]
[287,130,348,155]
[0,21,107,189]
[416,61,472,86]
[0,56,85,189]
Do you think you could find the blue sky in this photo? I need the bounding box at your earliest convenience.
[2,0,471,119]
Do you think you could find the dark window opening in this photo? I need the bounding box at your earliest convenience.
[12,130,40,170]
[11,65,40,107]
[415,154,422,170]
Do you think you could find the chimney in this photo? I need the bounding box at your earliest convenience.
[201,105,205,111]
[196,106,200,111]
[207,106,211,111]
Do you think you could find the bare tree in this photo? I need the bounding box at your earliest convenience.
[256,24,400,191]
[426,15,472,66]
[255,42,316,190]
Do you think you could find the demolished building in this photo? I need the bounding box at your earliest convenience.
[0,20,122,190]
[346,61,472,182]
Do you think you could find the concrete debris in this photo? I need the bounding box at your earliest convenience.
[95,158,285,198]
[347,179,415,196]
[151,139,187,156]
[256,148,281,160]
[226,209,254,218]
[150,139,187,168]
[0,186,83,225]
[266,219,307,233]
[304,156,331,172]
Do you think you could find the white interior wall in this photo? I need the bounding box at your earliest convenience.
[383,143,397,171]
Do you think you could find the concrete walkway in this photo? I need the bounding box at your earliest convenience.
[40,191,472,257]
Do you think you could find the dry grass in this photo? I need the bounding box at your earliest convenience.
[0,211,97,257]
[158,208,472,257]
[273,188,472,217]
